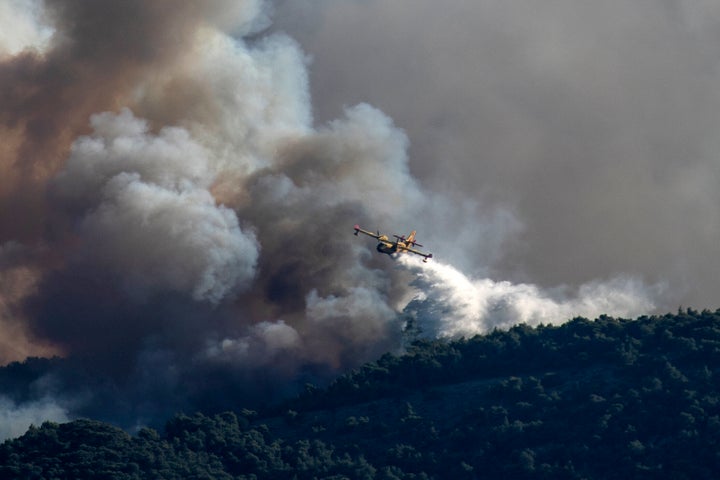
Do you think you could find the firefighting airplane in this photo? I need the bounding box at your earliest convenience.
[353,224,433,262]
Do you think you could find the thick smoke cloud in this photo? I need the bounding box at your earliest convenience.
[53,108,259,304]
[0,0,668,431]
[0,243,61,364]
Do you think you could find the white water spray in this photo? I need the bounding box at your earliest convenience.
[399,256,660,338]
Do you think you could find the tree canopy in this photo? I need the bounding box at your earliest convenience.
[2,309,720,479]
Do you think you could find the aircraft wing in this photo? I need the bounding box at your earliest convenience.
[404,245,434,262]
[353,224,383,240]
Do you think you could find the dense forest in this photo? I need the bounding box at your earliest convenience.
[2,309,720,479]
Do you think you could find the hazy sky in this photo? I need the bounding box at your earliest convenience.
[0,0,717,433]
[273,0,720,309]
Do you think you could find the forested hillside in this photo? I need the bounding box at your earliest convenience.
[2,309,720,479]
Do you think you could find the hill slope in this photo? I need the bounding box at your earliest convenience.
[2,310,720,479]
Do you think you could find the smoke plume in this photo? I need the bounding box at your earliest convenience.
[0,0,666,431]
[0,396,69,441]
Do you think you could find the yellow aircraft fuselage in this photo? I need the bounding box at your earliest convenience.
[353,225,432,262]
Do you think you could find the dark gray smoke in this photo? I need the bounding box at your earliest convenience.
[0,0,667,436]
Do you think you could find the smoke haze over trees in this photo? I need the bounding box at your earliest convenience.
[0,0,716,432]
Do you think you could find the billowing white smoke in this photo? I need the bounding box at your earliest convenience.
[53,109,258,303]
[400,256,660,338]
[134,28,312,174]
[0,395,69,441]
[0,0,53,58]
[203,320,301,369]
